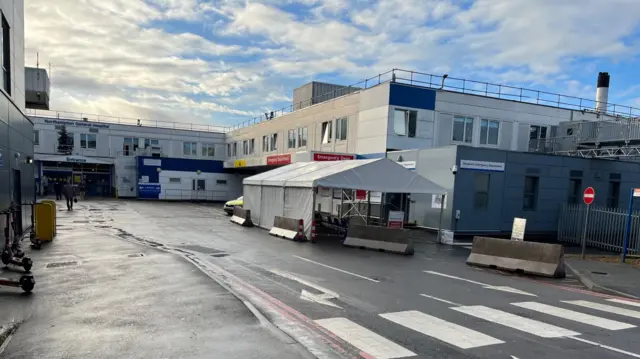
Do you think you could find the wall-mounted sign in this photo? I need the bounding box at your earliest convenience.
[460,160,505,172]
[267,154,291,166]
[138,183,161,199]
[66,156,88,163]
[313,152,356,161]
[388,211,404,229]
[143,158,161,166]
[431,194,447,209]
[355,190,367,201]
[234,159,246,168]
[398,161,416,170]
[44,119,110,129]
[511,217,526,241]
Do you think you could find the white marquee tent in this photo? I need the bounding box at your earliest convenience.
[243,158,446,237]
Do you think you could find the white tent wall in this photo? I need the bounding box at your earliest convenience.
[243,184,262,225]
[284,187,314,237]
[259,186,284,229]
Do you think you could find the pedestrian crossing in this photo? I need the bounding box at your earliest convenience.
[314,298,640,358]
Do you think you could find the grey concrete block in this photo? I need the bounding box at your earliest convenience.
[343,224,414,255]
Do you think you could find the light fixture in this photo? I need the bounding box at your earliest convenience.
[156,167,162,173]
[26,156,33,164]
[196,170,201,175]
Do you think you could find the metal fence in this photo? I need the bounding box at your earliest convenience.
[557,204,640,254]
[159,189,228,202]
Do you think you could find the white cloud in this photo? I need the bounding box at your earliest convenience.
[24,0,640,127]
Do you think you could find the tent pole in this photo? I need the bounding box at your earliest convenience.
[312,187,317,240]
[437,193,445,244]
[340,189,344,218]
[366,191,371,225]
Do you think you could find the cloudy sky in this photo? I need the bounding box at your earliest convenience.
[25,0,640,127]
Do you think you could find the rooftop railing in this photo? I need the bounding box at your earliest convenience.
[28,69,640,134]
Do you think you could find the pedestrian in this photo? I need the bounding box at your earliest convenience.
[62,180,77,211]
[54,179,62,200]
[79,180,86,200]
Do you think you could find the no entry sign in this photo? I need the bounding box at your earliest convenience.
[583,187,595,205]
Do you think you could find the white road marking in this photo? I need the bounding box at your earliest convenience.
[315,317,416,359]
[452,305,580,338]
[607,298,640,308]
[568,336,640,358]
[269,269,342,309]
[423,271,536,296]
[512,302,635,330]
[293,255,380,283]
[380,310,504,349]
[419,294,461,306]
[564,300,640,319]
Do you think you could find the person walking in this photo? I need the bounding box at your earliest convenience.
[79,180,86,200]
[54,179,62,200]
[62,180,77,211]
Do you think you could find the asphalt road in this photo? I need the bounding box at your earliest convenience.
[83,200,640,359]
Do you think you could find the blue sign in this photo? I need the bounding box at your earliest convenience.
[138,183,161,199]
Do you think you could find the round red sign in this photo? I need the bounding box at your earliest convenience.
[583,187,595,205]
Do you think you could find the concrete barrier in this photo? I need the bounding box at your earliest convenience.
[343,223,414,255]
[466,236,565,278]
[230,207,253,227]
[269,216,305,241]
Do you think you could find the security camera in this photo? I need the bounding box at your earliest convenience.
[451,165,458,175]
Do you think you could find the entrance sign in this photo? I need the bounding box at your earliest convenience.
[388,211,404,229]
[511,218,526,241]
[583,187,595,205]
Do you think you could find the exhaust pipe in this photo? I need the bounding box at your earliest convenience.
[595,72,609,113]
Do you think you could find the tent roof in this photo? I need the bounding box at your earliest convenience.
[243,158,446,194]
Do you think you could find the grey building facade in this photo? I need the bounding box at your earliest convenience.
[387,146,640,239]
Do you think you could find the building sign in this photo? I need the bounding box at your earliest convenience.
[234,159,246,168]
[44,119,110,129]
[138,183,161,199]
[313,152,356,161]
[388,211,404,229]
[66,156,88,163]
[143,158,161,166]
[398,161,416,170]
[511,217,526,241]
[266,154,291,166]
[355,190,367,201]
[460,160,505,172]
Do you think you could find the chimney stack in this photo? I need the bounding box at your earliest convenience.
[595,72,610,113]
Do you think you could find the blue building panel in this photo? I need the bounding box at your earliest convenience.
[388,83,436,111]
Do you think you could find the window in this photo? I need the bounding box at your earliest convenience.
[169,178,181,183]
[567,178,582,204]
[321,121,332,144]
[183,142,197,156]
[336,118,348,141]
[144,138,159,148]
[270,133,278,151]
[202,144,215,157]
[2,14,10,95]
[474,173,490,210]
[216,179,227,185]
[80,133,97,149]
[262,136,269,152]
[288,129,296,149]
[393,109,417,137]
[249,139,255,154]
[192,179,206,191]
[232,142,237,156]
[297,127,308,147]
[34,131,39,145]
[480,119,499,145]
[242,140,248,155]
[123,137,138,156]
[523,176,539,210]
[607,174,621,208]
[453,116,474,143]
[530,125,547,140]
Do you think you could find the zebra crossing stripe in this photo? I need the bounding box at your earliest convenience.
[314,317,416,359]
[452,305,580,338]
[380,310,504,349]
[607,298,640,308]
[564,300,640,319]
[512,302,635,330]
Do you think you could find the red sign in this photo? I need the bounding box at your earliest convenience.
[583,187,595,205]
[266,154,291,166]
[313,152,356,161]
[355,190,367,201]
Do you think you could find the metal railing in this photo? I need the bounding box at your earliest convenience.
[160,189,228,201]
[557,203,640,254]
[27,109,229,133]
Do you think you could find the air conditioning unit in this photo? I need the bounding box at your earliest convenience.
[148,145,162,157]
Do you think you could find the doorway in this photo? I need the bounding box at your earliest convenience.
[12,169,22,236]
